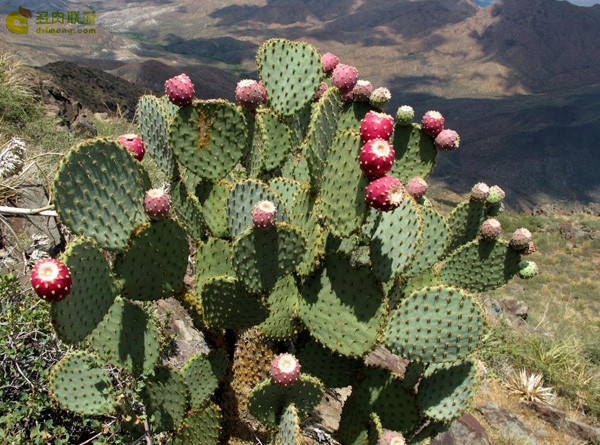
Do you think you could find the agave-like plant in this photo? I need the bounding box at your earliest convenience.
[507,369,554,404]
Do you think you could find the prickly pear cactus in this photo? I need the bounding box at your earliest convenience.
[42,38,538,444]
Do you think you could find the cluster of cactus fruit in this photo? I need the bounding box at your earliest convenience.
[31,38,539,444]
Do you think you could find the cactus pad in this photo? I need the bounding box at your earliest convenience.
[195,237,234,292]
[53,138,148,251]
[232,224,305,293]
[51,239,116,343]
[439,239,521,293]
[257,39,322,116]
[48,351,116,416]
[405,207,449,277]
[196,180,230,238]
[257,109,293,172]
[142,366,188,432]
[446,200,486,252]
[390,123,437,182]
[383,285,487,364]
[337,102,374,132]
[274,404,303,445]
[113,219,188,301]
[182,350,228,409]
[169,100,246,180]
[258,275,301,339]
[88,297,161,376]
[298,253,385,357]
[417,359,477,422]
[171,182,206,240]
[172,403,222,445]
[320,131,369,237]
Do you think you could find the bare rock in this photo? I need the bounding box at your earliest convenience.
[525,401,600,443]
[484,296,529,325]
[476,402,536,444]
[431,414,492,445]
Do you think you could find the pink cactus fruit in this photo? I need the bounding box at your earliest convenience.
[379,431,406,445]
[321,52,340,76]
[369,87,392,109]
[314,81,327,101]
[510,228,532,250]
[331,64,359,94]
[118,134,145,162]
[359,139,395,178]
[366,175,405,212]
[251,200,277,229]
[270,353,301,386]
[353,80,373,102]
[520,241,536,256]
[405,177,429,200]
[258,80,268,102]
[471,182,490,202]
[30,258,72,302]
[360,111,395,144]
[435,129,460,152]
[480,218,502,241]
[144,188,171,220]
[421,110,445,138]
[235,79,266,111]
[341,90,354,103]
[164,73,194,107]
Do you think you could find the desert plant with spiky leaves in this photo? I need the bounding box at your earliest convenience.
[40,38,538,444]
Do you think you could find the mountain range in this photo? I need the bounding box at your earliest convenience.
[2,0,600,207]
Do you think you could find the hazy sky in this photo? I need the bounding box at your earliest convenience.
[564,0,600,5]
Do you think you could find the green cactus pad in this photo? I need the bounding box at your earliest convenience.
[201,276,269,330]
[290,186,325,277]
[51,239,117,343]
[336,382,370,445]
[439,239,521,293]
[269,177,302,212]
[274,404,303,445]
[256,109,293,172]
[232,224,306,293]
[142,366,188,433]
[196,180,230,238]
[227,178,286,238]
[181,350,228,409]
[172,402,222,445]
[370,195,424,282]
[417,359,477,422]
[337,102,374,132]
[405,207,449,277]
[298,252,385,357]
[303,87,342,190]
[446,200,486,252]
[320,131,369,237]
[88,297,161,376]
[137,95,177,179]
[195,237,234,292]
[296,337,362,388]
[402,361,426,391]
[113,219,188,301]
[169,100,246,180]
[257,39,323,117]
[53,138,148,251]
[390,123,437,182]
[171,182,206,240]
[383,285,487,365]
[48,351,117,416]
[258,275,301,339]
[284,102,313,149]
[368,413,384,445]
[247,375,325,429]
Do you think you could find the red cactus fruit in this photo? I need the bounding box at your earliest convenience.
[258,80,268,102]
[235,79,266,111]
[144,188,171,220]
[379,431,406,445]
[480,218,502,241]
[118,134,145,162]
[331,64,358,94]
[360,111,394,144]
[434,129,460,152]
[164,73,194,107]
[510,228,532,250]
[321,52,339,76]
[405,177,429,200]
[359,139,395,178]
[366,175,405,212]
[270,353,301,386]
[314,81,328,101]
[353,80,373,102]
[471,182,490,202]
[30,258,72,302]
[520,241,536,256]
[421,110,445,137]
[341,90,354,103]
[251,200,277,229]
